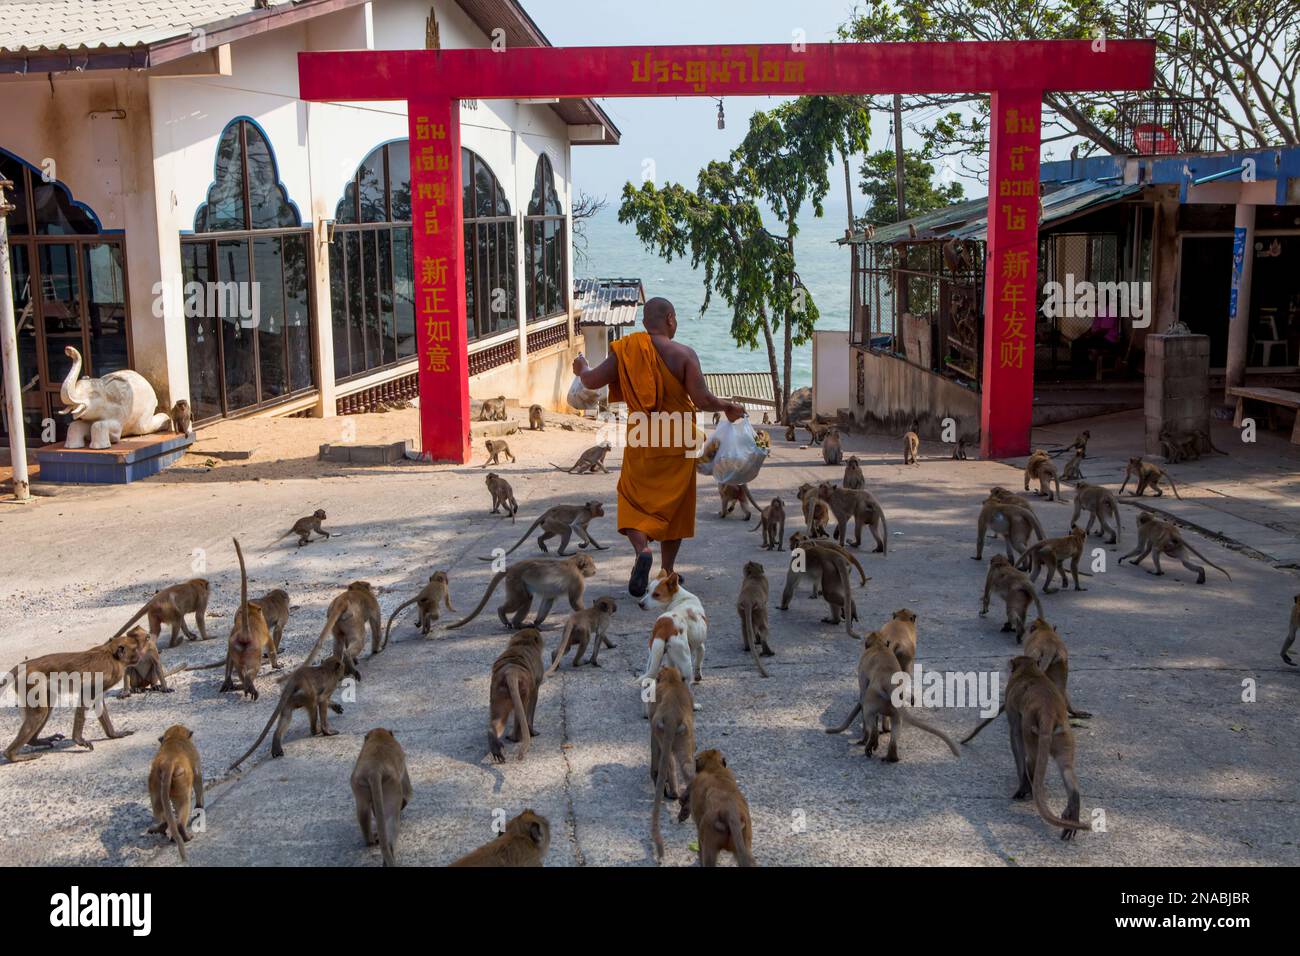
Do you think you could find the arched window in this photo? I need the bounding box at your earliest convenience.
[525,153,566,322]
[462,148,518,342]
[182,119,314,422]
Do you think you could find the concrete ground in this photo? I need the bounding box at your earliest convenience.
[1,407,1297,867]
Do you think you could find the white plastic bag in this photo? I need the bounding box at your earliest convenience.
[710,416,768,485]
[566,375,602,411]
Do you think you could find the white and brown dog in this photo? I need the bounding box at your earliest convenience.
[638,571,708,714]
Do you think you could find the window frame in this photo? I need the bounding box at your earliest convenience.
[524,153,568,324]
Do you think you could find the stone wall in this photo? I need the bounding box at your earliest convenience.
[1144,333,1210,456]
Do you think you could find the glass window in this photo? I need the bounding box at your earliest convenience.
[253,236,287,401]
[195,120,300,233]
[283,234,312,392]
[463,149,518,342]
[182,243,222,422]
[525,153,565,322]
[84,243,128,375]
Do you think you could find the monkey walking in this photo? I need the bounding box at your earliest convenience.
[148,724,204,863]
[677,750,756,867]
[528,404,545,430]
[1119,457,1182,499]
[1061,448,1084,482]
[1118,512,1230,584]
[1282,594,1300,666]
[735,561,773,677]
[302,581,382,668]
[553,442,612,474]
[228,654,360,770]
[980,555,1045,641]
[973,499,1045,561]
[452,554,596,631]
[1023,449,1065,501]
[485,472,518,521]
[822,483,889,553]
[448,810,550,866]
[545,597,618,673]
[902,429,920,465]
[267,509,331,549]
[219,539,280,700]
[748,497,786,550]
[481,440,515,467]
[110,578,211,648]
[487,628,546,763]
[477,395,507,421]
[1069,483,1122,544]
[649,666,696,860]
[718,482,761,520]
[951,438,970,460]
[382,571,454,647]
[351,728,413,867]
[1015,526,1089,593]
[484,502,607,558]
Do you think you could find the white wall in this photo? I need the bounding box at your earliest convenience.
[812,330,852,417]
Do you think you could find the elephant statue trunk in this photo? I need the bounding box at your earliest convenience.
[58,346,174,450]
[59,346,88,419]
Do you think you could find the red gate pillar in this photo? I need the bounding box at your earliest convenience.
[980,89,1043,460]
[408,98,471,463]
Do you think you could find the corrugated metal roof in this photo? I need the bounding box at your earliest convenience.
[573,277,644,327]
[0,0,287,53]
[702,372,775,406]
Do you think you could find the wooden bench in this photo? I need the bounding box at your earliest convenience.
[1227,386,1300,443]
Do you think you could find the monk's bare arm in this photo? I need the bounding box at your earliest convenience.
[574,353,617,389]
[680,349,744,421]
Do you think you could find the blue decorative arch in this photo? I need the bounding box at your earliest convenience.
[193,116,303,232]
[0,145,114,234]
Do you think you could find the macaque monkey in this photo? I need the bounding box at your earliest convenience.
[303,581,382,668]
[980,554,1045,641]
[351,728,412,867]
[649,665,696,859]
[718,483,760,520]
[748,497,786,550]
[822,427,843,465]
[1068,483,1121,545]
[481,439,515,467]
[781,532,869,601]
[450,554,596,631]
[485,472,518,522]
[448,810,550,867]
[1118,512,1230,583]
[1016,526,1088,593]
[270,509,330,548]
[843,456,865,490]
[677,749,755,867]
[735,561,773,676]
[1024,449,1064,501]
[219,539,279,700]
[951,438,969,460]
[478,395,507,421]
[780,534,864,637]
[822,483,889,553]
[1061,448,1084,482]
[147,725,203,862]
[254,589,290,653]
[878,608,918,676]
[169,399,194,437]
[487,628,546,762]
[491,502,607,557]
[546,596,618,673]
[382,571,454,646]
[120,628,172,698]
[1282,594,1300,666]
[1069,430,1090,459]
[902,429,920,465]
[1118,457,1181,499]
[973,501,1045,560]
[986,486,1032,509]
[529,404,545,430]
[3,633,141,763]
[785,423,797,442]
[825,631,960,762]
[111,578,211,649]
[797,482,832,537]
[228,654,360,770]
[806,420,830,445]
[553,442,612,474]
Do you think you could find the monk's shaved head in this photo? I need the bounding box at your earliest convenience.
[644,297,676,333]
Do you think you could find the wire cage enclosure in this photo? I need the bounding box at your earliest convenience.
[1114,96,1216,155]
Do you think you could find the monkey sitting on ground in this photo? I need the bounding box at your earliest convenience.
[110,578,211,648]
[269,509,330,548]
[973,499,1045,561]
[228,654,360,770]
[351,728,413,867]
[718,482,760,520]
[736,561,773,677]
[477,395,507,421]
[649,665,696,860]
[546,597,618,673]
[1023,449,1064,501]
[677,749,755,867]
[1068,483,1121,545]
[980,554,1045,641]
[481,439,515,468]
[553,442,612,474]
[452,554,597,631]
[1282,594,1300,666]
[120,628,173,698]
[1016,525,1089,593]
[448,810,550,866]
[169,399,194,437]
[748,497,786,550]
[148,724,203,863]
[902,428,920,465]
[383,571,454,647]
[485,472,518,522]
[488,502,607,557]
[220,539,279,700]
[843,455,865,489]
[1118,457,1181,499]
[822,427,843,465]
[529,404,545,430]
[1117,512,1230,584]
[821,482,889,553]
[303,581,382,668]
[487,628,546,763]
[1061,448,1085,482]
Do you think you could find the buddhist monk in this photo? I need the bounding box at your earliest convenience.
[573,297,744,596]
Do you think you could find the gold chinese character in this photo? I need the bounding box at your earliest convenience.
[1001,251,1029,280]
[426,346,450,373]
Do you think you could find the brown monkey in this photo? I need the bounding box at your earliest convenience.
[1069,429,1090,459]
[822,427,843,465]
[477,395,507,421]
[553,442,612,474]
[718,482,760,520]
[169,399,194,436]
[1069,482,1121,544]
[488,502,607,557]
[1118,457,1181,499]
[902,429,920,465]
[481,439,515,467]
[1282,594,1300,666]
[219,539,278,700]
[784,423,797,442]
[528,404,545,430]
[748,497,786,551]
[545,596,618,673]
[351,728,413,867]
[302,581,382,668]
[487,628,545,763]
[4,633,142,762]
[973,500,1045,560]
[951,438,970,460]
[796,482,832,537]
[110,578,211,649]
[448,810,550,867]
[1024,449,1064,501]
[878,608,917,676]
[147,724,203,862]
[986,486,1032,509]
[269,509,330,548]
[254,589,290,653]
[1118,512,1230,583]
[649,665,696,860]
[980,554,1045,641]
[678,749,755,867]
[485,472,518,522]
[822,483,889,553]
[1061,448,1085,482]
[806,420,830,445]
[735,561,773,676]
[227,654,360,770]
[382,571,454,647]
[843,455,865,490]
[1016,526,1088,593]
[451,554,597,631]
[120,628,173,698]
[780,534,864,636]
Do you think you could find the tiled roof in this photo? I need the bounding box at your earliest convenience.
[0,0,287,52]
[573,277,644,327]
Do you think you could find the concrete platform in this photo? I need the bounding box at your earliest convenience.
[33,433,193,484]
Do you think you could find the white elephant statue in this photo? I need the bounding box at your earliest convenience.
[60,346,172,449]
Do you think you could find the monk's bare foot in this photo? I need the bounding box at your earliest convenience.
[629,550,653,597]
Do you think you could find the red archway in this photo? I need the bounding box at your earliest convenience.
[299,40,1154,462]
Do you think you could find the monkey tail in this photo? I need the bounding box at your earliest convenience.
[1027,510,1046,542]
[228,692,294,772]
[507,673,531,761]
[880,509,889,556]
[372,772,396,867]
[1184,543,1232,581]
[446,573,507,630]
[741,605,769,678]
[1031,721,1090,832]
[481,516,546,560]
[302,604,345,667]
[233,538,250,638]
[743,487,761,512]
[108,599,154,642]
[157,769,187,863]
[1028,586,1045,621]
[381,598,419,651]
[544,619,578,677]
[1167,474,1183,500]
[896,708,961,756]
[825,701,862,735]
[723,807,756,866]
[959,703,1005,744]
[651,720,676,861]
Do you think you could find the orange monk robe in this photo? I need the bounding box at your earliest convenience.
[607,332,699,542]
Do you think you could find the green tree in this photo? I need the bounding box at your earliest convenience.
[859,148,965,226]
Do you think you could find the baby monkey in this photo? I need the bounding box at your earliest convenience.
[546,596,618,673]
[382,571,454,647]
[748,497,786,551]
[272,509,330,548]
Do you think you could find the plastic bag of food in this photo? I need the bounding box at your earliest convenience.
[566,375,602,411]
[709,416,768,485]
